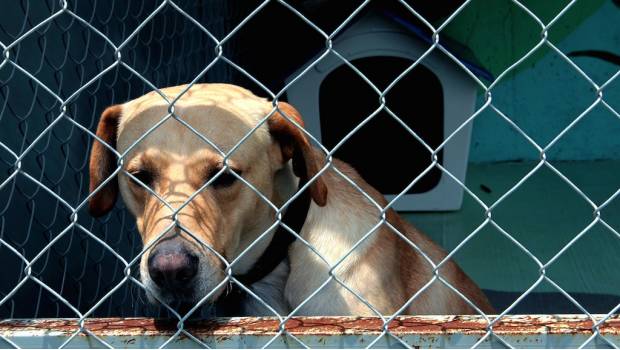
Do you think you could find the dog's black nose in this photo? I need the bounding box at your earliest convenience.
[148,240,198,291]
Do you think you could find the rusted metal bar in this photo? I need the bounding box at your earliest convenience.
[0,315,618,348]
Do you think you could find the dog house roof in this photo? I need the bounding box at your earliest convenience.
[379,10,494,82]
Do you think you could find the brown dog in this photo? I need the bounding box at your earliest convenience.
[88,83,494,316]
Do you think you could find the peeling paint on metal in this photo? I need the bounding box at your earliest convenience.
[1,315,618,348]
[0,315,618,337]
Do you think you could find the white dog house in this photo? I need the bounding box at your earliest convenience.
[285,11,488,211]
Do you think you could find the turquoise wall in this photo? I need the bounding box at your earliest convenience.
[468,1,620,163]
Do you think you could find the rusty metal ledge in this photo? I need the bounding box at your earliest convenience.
[0,315,618,348]
[2,315,619,336]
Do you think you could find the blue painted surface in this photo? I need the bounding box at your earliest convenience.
[469,1,620,162]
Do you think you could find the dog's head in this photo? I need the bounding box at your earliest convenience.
[88,84,326,306]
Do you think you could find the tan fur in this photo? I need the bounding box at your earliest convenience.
[285,158,494,315]
[88,83,494,315]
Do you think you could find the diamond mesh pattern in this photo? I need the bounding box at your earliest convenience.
[0,0,619,348]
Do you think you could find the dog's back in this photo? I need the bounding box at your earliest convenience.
[285,158,494,315]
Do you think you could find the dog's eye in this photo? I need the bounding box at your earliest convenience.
[211,168,241,189]
[129,169,154,188]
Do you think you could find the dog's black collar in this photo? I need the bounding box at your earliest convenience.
[217,181,311,315]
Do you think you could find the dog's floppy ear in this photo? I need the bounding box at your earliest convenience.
[268,102,328,207]
[88,105,122,217]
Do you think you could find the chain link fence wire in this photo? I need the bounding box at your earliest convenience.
[0,0,619,348]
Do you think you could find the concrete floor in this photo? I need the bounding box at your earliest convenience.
[401,160,620,313]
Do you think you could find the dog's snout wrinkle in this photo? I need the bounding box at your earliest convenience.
[148,241,199,291]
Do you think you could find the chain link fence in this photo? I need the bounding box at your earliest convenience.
[0,0,619,348]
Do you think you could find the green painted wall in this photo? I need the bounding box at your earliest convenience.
[443,0,620,162]
[444,0,607,78]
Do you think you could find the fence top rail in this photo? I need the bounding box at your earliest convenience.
[1,315,619,337]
